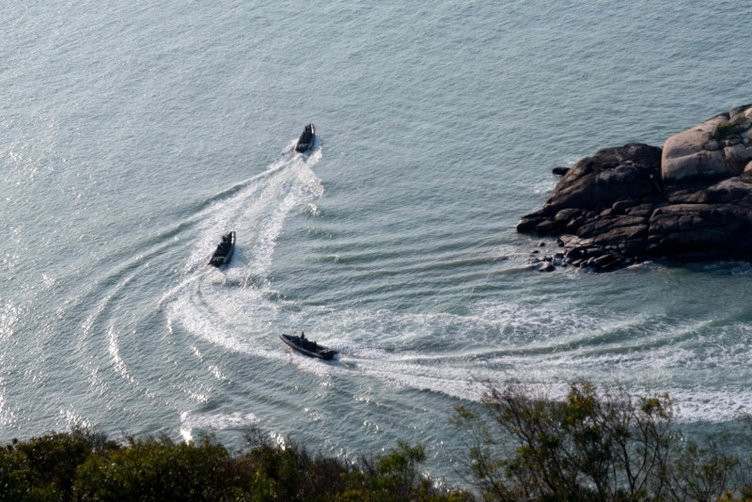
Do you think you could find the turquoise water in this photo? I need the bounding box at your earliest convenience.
[2,0,751,482]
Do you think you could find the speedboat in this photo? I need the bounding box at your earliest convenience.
[208,231,235,267]
[294,124,315,153]
[280,333,337,360]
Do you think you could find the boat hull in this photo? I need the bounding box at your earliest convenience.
[280,334,337,360]
[294,124,315,153]
[209,231,236,267]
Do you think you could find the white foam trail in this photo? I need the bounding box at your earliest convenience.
[663,388,752,422]
[107,325,134,383]
[276,303,752,423]
[163,142,324,361]
[160,142,752,424]
[82,272,138,386]
[179,410,258,442]
[181,145,323,277]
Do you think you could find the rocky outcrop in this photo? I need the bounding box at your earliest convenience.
[662,105,752,185]
[517,104,752,272]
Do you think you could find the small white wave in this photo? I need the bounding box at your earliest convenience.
[59,407,93,430]
[532,179,557,194]
[302,202,321,217]
[0,301,20,340]
[107,325,134,383]
[188,345,229,381]
[0,380,17,427]
[666,388,752,422]
[179,410,259,442]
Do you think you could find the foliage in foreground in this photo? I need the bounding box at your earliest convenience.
[453,381,752,501]
[5,381,752,501]
[0,429,470,501]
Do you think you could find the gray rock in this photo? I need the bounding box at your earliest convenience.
[662,114,737,185]
[647,203,752,256]
[516,214,547,233]
[564,216,588,233]
[625,203,655,218]
[730,104,752,120]
[538,263,555,272]
[723,144,752,168]
[705,139,721,151]
[577,215,646,239]
[540,143,662,214]
[534,220,559,235]
[517,105,752,272]
[565,245,603,261]
[554,208,583,222]
[589,253,624,272]
[611,199,638,213]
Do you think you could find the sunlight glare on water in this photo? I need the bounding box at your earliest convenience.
[0,0,750,484]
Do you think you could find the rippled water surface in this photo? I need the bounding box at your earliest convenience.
[1,0,750,482]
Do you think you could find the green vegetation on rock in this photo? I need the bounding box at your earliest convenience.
[714,115,751,141]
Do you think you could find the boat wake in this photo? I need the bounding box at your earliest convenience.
[161,141,324,355]
[155,137,752,430]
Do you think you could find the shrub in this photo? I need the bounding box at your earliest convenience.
[11,429,116,501]
[453,381,746,501]
[241,432,337,501]
[342,441,473,502]
[0,427,468,501]
[0,444,36,501]
[241,430,470,501]
[73,435,236,501]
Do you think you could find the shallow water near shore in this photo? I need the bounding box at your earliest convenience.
[1,0,750,484]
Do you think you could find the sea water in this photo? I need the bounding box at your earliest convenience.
[1,0,750,483]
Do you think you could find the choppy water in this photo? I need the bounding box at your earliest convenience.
[1,0,751,483]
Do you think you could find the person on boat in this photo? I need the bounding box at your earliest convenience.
[300,332,306,340]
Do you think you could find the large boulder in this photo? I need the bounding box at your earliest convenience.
[516,143,661,237]
[646,203,752,257]
[662,105,752,186]
[516,103,752,272]
[544,143,662,213]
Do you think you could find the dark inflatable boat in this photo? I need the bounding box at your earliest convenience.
[209,231,235,267]
[294,123,315,153]
[280,333,337,360]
